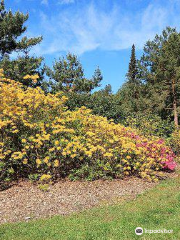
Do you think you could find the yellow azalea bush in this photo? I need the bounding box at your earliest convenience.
[0,69,177,183]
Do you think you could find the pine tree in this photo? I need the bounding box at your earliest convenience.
[46,53,102,93]
[91,66,103,89]
[127,44,138,83]
[139,27,180,127]
[0,0,43,86]
[120,44,141,112]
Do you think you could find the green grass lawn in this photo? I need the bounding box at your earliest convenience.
[0,175,180,240]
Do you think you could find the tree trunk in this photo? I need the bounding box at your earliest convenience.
[173,101,178,128]
[172,78,179,128]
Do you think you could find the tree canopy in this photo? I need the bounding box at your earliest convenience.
[46,53,102,93]
[0,0,43,86]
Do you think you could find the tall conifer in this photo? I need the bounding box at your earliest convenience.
[127,44,138,83]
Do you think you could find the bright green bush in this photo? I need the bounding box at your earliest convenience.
[122,113,174,138]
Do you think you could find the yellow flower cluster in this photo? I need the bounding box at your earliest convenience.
[23,74,39,84]
[40,174,51,182]
[0,69,176,182]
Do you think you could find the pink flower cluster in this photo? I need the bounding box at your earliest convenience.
[156,139,177,171]
[124,130,177,171]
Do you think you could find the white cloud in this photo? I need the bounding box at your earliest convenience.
[41,0,48,6]
[33,1,180,56]
[58,0,75,5]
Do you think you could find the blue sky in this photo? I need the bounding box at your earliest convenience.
[5,0,180,92]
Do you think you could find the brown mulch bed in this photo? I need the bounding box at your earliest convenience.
[0,169,178,224]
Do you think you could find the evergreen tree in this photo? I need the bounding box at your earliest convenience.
[89,84,118,119]
[0,0,27,57]
[46,53,102,93]
[103,84,112,95]
[1,55,44,87]
[127,44,138,83]
[0,0,43,86]
[92,66,103,89]
[118,44,141,113]
[139,27,180,127]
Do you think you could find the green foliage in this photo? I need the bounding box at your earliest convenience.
[65,84,121,121]
[115,83,145,117]
[64,92,91,110]
[115,27,180,130]
[138,27,180,126]
[0,0,43,86]
[117,44,143,114]
[122,113,174,138]
[46,53,102,93]
[28,174,40,182]
[127,44,138,84]
[0,0,27,57]
[69,161,115,181]
[167,130,180,155]
[0,55,44,87]
[88,85,119,120]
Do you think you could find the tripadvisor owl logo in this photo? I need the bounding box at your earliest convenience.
[135,227,143,235]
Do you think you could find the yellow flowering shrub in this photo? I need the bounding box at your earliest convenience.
[0,69,177,182]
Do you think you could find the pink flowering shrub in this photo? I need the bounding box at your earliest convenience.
[124,129,177,172]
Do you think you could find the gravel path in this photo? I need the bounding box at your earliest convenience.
[0,177,157,224]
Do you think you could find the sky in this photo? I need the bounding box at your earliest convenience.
[5,0,180,92]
